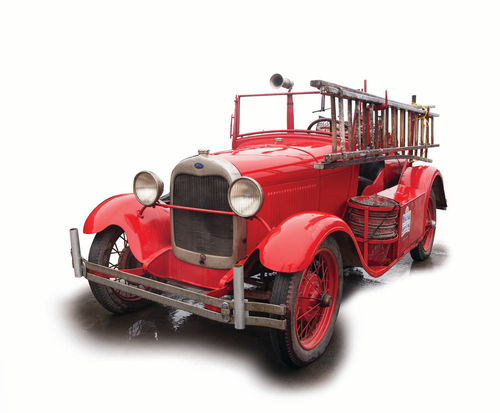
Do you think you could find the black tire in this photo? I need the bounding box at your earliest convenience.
[269,238,343,367]
[410,190,437,262]
[88,226,151,314]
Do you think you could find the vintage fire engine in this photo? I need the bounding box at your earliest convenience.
[70,75,446,367]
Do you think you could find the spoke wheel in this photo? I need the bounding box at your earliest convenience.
[411,190,437,262]
[88,226,151,314]
[107,232,142,302]
[295,249,338,350]
[270,238,343,367]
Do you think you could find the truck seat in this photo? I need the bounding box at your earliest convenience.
[357,161,385,195]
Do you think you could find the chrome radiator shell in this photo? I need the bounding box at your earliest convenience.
[170,154,246,269]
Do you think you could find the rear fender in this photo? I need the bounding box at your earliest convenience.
[83,194,171,263]
[258,212,361,273]
[400,166,447,210]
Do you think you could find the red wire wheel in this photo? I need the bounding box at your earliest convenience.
[88,226,151,314]
[294,248,338,350]
[411,190,437,262]
[105,232,144,302]
[270,238,343,367]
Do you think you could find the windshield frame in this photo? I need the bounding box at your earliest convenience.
[232,91,330,141]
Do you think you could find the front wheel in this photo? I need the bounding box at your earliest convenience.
[269,238,343,367]
[88,226,151,314]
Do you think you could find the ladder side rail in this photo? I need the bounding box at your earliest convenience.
[314,153,435,170]
[312,82,439,117]
[323,143,440,162]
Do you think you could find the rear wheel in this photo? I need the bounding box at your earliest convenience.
[410,190,436,262]
[88,226,151,314]
[269,238,343,367]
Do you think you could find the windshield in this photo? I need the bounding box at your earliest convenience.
[237,92,330,136]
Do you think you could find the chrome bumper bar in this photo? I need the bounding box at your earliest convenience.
[69,228,286,331]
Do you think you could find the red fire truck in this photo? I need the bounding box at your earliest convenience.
[70,75,446,367]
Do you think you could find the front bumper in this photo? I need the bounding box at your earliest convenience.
[69,229,286,331]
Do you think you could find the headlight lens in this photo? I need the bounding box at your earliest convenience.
[133,171,164,206]
[228,177,264,218]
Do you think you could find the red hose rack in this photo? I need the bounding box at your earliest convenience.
[346,195,400,266]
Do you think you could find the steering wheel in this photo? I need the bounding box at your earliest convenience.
[307,117,332,131]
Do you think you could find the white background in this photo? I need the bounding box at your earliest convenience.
[1,1,499,412]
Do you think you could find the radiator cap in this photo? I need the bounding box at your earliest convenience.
[198,149,210,156]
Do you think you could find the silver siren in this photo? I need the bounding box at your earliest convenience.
[269,73,294,91]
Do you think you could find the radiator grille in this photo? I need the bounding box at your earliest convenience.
[173,174,233,257]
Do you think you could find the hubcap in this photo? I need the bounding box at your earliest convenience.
[320,293,333,308]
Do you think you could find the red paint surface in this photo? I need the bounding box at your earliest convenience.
[83,194,171,264]
[145,247,227,290]
[258,212,355,273]
[398,165,443,237]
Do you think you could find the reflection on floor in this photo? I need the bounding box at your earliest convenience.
[66,243,448,386]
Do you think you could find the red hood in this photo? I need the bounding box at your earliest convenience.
[213,138,331,185]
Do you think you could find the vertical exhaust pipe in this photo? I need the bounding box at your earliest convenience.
[70,228,84,278]
[233,264,245,329]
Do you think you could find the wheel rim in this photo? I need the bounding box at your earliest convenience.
[294,248,338,350]
[107,232,143,302]
[422,196,436,252]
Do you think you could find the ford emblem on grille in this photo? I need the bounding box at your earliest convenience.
[194,163,204,169]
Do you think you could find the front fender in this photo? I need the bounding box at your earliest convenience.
[258,212,356,273]
[83,194,171,263]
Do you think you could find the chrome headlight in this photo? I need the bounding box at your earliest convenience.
[228,177,264,218]
[133,171,164,206]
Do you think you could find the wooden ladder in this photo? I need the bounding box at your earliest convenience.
[310,80,439,170]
